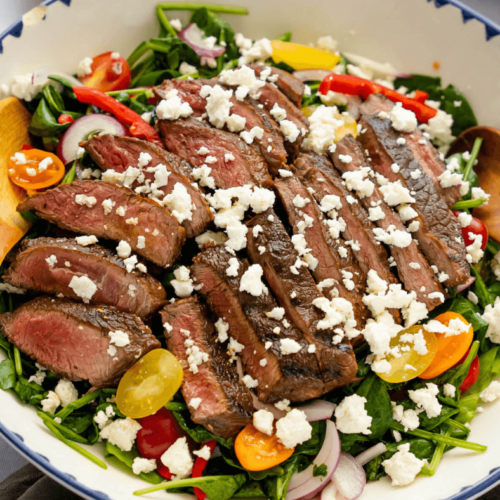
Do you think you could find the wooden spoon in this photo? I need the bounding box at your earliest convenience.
[448,126,500,243]
[0,97,32,266]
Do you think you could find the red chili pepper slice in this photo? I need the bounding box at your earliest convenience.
[58,113,74,125]
[72,86,164,149]
[453,349,480,394]
[21,144,33,151]
[318,74,438,123]
[413,89,429,104]
[192,440,217,500]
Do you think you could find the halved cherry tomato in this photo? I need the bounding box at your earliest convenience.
[452,349,480,394]
[58,113,74,125]
[271,40,341,71]
[452,211,488,250]
[78,51,131,92]
[116,349,183,419]
[192,440,217,500]
[137,407,181,459]
[8,149,65,191]
[376,325,438,384]
[420,312,474,380]
[235,425,294,472]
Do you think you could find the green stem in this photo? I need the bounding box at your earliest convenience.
[106,88,153,97]
[157,3,248,14]
[463,137,483,182]
[37,412,88,444]
[390,422,486,452]
[420,425,451,476]
[127,41,153,68]
[61,161,76,185]
[55,389,101,421]
[43,421,107,469]
[156,4,177,36]
[451,198,488,211]
[447,419,471,435]
[13,347,22,377]
[449,341,479,385]
[178,71,200,79]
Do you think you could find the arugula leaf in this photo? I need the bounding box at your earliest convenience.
[0,359,16,390]
[313,463,328,477]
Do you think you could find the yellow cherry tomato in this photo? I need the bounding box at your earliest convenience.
[116,349,183,419]
[8,149,65,191]
[376,326,438,384]
[271,40,341,71]
[235,425,294,471]
[419,312,473,380]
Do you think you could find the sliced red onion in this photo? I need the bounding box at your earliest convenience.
[300,400,336,422]
[287,420,340,499]
[293,69,333,82]
[342,52,410,79]
[178,24,225,58]
[332,453,366,500]
[33,67,83,87]
[354,443,387,466]
[57,114,127,165]
[252,395,287,421]
[457,276,476,293]
[321,482,342,500]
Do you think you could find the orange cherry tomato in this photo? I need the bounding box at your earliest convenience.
[235,425,294,472]
[419,312,473,380]
[8,149,65,191]
[78,51,131,92]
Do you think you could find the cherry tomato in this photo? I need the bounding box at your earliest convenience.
[137,407,181,459]
[235,425,294,472]
[376,325,438,384]
[453,211,488,250]
[157,462,172,480]
[116,349,183,419]
[420,312,473,380]
[271,40,341,71]
[452,349,480,394]
[192,440,217,500]
[8,148,65,191]
[78,51,131,92]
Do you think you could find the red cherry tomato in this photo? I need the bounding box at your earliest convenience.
[452,211,488,250]
[453,349,480,394]
[77,51,131,92]
[157,462,172,480]
[192,440,217,500]
[136,407,181,460]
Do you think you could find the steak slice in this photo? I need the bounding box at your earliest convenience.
[3,237,166,317]
[294,152,398,286]
[17,180,185,268]
[83,135,213,239]
[248,64,305,108]
[191,245,326,403]
[161,297,253,438]
[246,209,358,392]
[154,79,287,175]
[360,95,460,207]
[358,113,470,287]
[274,175,370,328]
[330,136,445,310]
[0,296,160,387]
[158,117,271,189]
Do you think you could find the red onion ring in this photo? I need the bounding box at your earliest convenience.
[457,276,476,293]
[299,400,337,422]
[354,443,387,466]
[178,23,225,58]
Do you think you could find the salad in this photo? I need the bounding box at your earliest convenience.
[0,3,500,500]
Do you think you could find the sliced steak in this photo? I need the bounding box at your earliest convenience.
[360,95,460,206]
[83,135,213,239]
[154,79,287,175]
[17,180,185,268]
[157,117,271,189]
[294,152,398,286]
[161,297,253,438]
[3,237,166,317]
[246,209,358,391]
[358,112,470,287]
[248,64,305,107]
[274,175,370,327]
[330,136,445,310]
[191,245,326,403]
[0,296,160,387]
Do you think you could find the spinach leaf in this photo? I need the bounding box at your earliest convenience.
[231,481,266,498]
[0,359,16,390]
[313,463,328,477]
[471,266,494,309]
[263,454,304,500]
[42,84,65,115]
[294,420,325,456]
[339,432,372,455]
[29,98,70,137]
[418,405,459,431]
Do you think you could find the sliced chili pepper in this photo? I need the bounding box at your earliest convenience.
[58,114,74,125]
[452,349,480,394]
[72,87,164,149]
[413,89,429,104]
[192,439,217,500]
[21,144,33,151]
[318,74,438,123]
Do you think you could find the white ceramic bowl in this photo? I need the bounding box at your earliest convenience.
[1,1,500,499]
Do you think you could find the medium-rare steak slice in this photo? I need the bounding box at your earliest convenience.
[246,209,358,392]
[17,180,185,268]
[0,296,160,387]
[330,136,445,310]
[157,117,271,189]
[83,135,213,239]
[3,237,166,317]
[191,245,326,403]
[154,79,287,175]
[358,113,470,287]
[274,175,370,328]
[360,95,460,207]
[294,152,398,287]
[248,64,305,108]
[161,297,253,438]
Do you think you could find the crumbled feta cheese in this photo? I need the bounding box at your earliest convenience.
[226,257,240,277]
[438,169,463,188]
[171,266,194,298]
[242,374,259,388]
[480,381,500,403]
[75,235,97,247]
[75,194,97,208]
[390,102,417,133]
[102,199,116,215]
[109,330,130,348]
[239,264,268,296]
[471,187,491,204]
[443,384,456,398]
[335,394,372,435]
[379,181,415,206]
[123,255,138,273]
[38,157,53,173]
[215,318,229,343]
[68,275,97,303]
[338,154,353,164]
[132,457,157,475]
[100,417,142,452]
[253,409,274,436]
[236,39,273,65]
[41,391,61,414]
[382,443,425,486]
[466,232,484,264]
[179,61,197,75]
[160,437,193,479]
[162,183,193,224]
[482,297,500,344]
[241,126,265,144]
[276,409,312,449]
[419,109,455,150]
[266,307,285,320]
[193,445,212,461]
[409,383,442,418]
[303,105,345,154]
[116,240,132,259]
[368,206,385,221]
[280,338,302,355]
[55,380,78,407]
[45,254,58,268]
[77,56,94,77]
[341,168,375,199]
[397,204,418,222]
[189,398,202,410]
[457,212,473,228]
[373,226,412,248]
[156,89,193,120]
